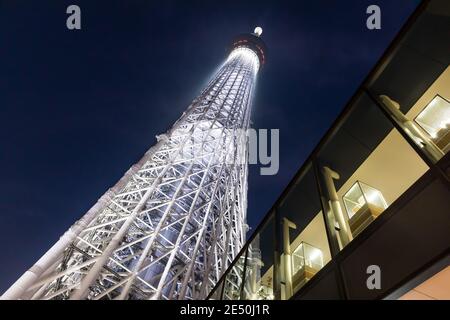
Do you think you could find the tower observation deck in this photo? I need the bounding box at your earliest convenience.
[2,27,266,300]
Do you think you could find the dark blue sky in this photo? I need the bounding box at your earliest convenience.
[0,0,419,292]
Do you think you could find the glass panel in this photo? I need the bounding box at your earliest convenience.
[242,215,275,300]
[317,93,429,249]
[376,66,450,163]
[415,95,450,154]
[277,164,331,299]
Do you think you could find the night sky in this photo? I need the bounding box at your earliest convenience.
[0,0,419,292]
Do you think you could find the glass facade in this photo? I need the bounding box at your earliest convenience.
[208,1,450,301]
[242,218,275,300]
[317,93,429,249]
[276,165,331,299]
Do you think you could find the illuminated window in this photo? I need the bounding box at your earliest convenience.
[277,166,331,298]
[317,93,429,249]
[415,95,450,154]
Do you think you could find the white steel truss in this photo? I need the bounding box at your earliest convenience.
[2,46,261,300]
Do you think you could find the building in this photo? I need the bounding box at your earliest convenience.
[1,28,267,300]
[208,0,450,300]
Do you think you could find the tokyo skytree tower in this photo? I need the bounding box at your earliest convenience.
[2,27,266,300]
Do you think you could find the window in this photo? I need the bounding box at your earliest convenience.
[317,93,429,249]
[242,216,275,300]
[276,164,331,299]
[377,66,450,163]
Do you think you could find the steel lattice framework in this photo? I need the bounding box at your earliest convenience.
[2,32,265,300]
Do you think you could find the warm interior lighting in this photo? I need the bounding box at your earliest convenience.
[292,242,324,274]
[343,181,388,220]
[415,95,450,153]
[307,247,323,265]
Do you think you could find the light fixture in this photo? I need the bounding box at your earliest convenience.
[254,26,263,37]
[343,181,388,220]
[415,95,450,153]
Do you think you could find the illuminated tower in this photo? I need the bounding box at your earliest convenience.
[2,27,266,300]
